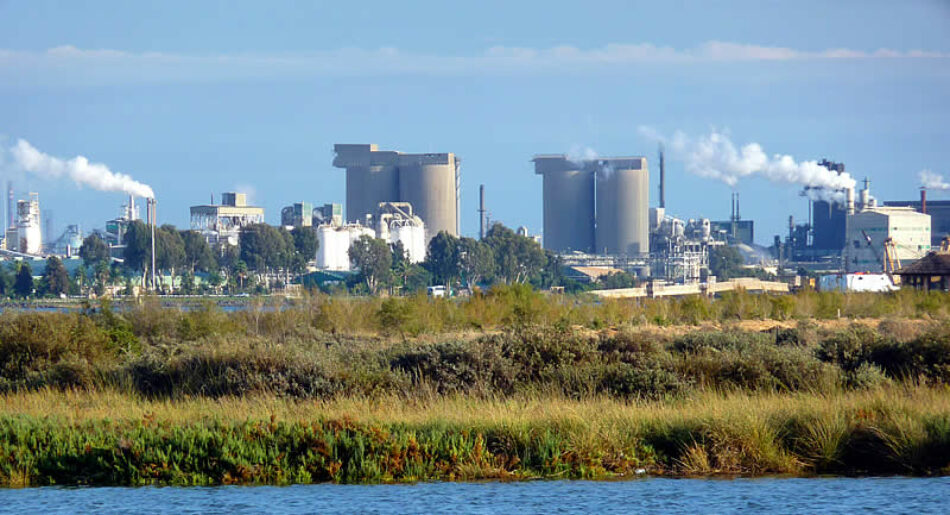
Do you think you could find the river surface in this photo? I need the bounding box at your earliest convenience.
[0,477,946,514]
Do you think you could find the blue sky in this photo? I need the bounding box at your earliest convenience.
[1,0,948,243]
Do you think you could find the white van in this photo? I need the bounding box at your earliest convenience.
[427,285,447,298]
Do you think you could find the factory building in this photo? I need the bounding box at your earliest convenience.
[281,202,313,228]
[808,160,850,253]
[312,203,342,227]
[884,195,950,249]
[190,192,265,246]
[5,193,43,255]
[103,196,141,246]
[844,206,931,273]
[332,144,459,243]
[533,155,649,256]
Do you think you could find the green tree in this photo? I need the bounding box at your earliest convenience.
[79,234,110,269]
[457,237,493,291]
[0,263,12,296]
[122,220,152,285]
[291,226,318,262]
[42,256,70,297]
[156,225,186,292]
[709,245,745,280]
[426,231,460,286]
[181,230,217,273]
[240,223,290,287]
[484,223,547,284]
[14,262,34,298]
[348,235,392,294]
[93,261,111,296]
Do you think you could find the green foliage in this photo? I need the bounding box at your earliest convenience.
[425,231,459,286]
[79,233,110,269]
[14,262,34,298]
[180,230,217,273]
[348,235,392,294]
[483,223,547,285]
[709,245,744,280]
[41,256,70,297]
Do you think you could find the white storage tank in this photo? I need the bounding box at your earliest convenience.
[316,224,375,271]
[392,222,427,263]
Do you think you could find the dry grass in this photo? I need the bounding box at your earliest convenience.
[3,385,946,429]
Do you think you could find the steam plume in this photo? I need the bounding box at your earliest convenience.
[919,169,949,190]
[9,139,154,198]
[638,127,856,201]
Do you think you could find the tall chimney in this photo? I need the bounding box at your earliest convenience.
[478,184,486,240]
[846,187,855,215]
[920,188,927,214]
[658,144,666,209]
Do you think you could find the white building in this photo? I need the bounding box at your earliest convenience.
[845,206,930,272]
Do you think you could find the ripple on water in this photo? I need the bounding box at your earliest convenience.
[0,477,948,515]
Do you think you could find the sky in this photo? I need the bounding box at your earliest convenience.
[1,0,949,245]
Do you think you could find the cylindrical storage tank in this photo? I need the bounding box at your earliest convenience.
[392,223,427,263]
[398,154,458,242]
[345,165,398,224]
[534,156,594,253]
[317,225,349,271]
[595,158,649,255]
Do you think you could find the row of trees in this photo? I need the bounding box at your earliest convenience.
[346,223,561,295]
[0,255,77,299]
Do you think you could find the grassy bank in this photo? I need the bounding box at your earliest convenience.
[0,387,948,486]
[1,290,949,485]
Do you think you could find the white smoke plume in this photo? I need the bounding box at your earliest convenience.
[9,139,154,198]
[638,127,856,201]
[919,169,950,190]
[566,145,599,167]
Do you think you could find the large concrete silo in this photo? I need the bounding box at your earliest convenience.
[332,144,399,225]
[398,153,459,242]
[534,156,595,253]
[594,157,649,255]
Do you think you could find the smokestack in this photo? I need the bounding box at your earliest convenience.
[149,198,157,292]
[921,188,927,214]
[478,184,486,240]
[129,195,136,221]
[658,144,666,209]
[846,187,855,215]
[735,192,740,220]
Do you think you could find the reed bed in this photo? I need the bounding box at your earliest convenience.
[0,386,947,486]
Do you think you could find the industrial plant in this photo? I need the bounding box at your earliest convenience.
[332,144,460,242]
[2,138,950,296]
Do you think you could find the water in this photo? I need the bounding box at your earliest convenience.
[0,477,946,514]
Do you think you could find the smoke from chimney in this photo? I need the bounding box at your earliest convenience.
[919,169,950,190]
[638,127,856,201]
[8,139,155,199]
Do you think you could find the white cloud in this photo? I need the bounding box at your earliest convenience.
[0,41,945,85]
